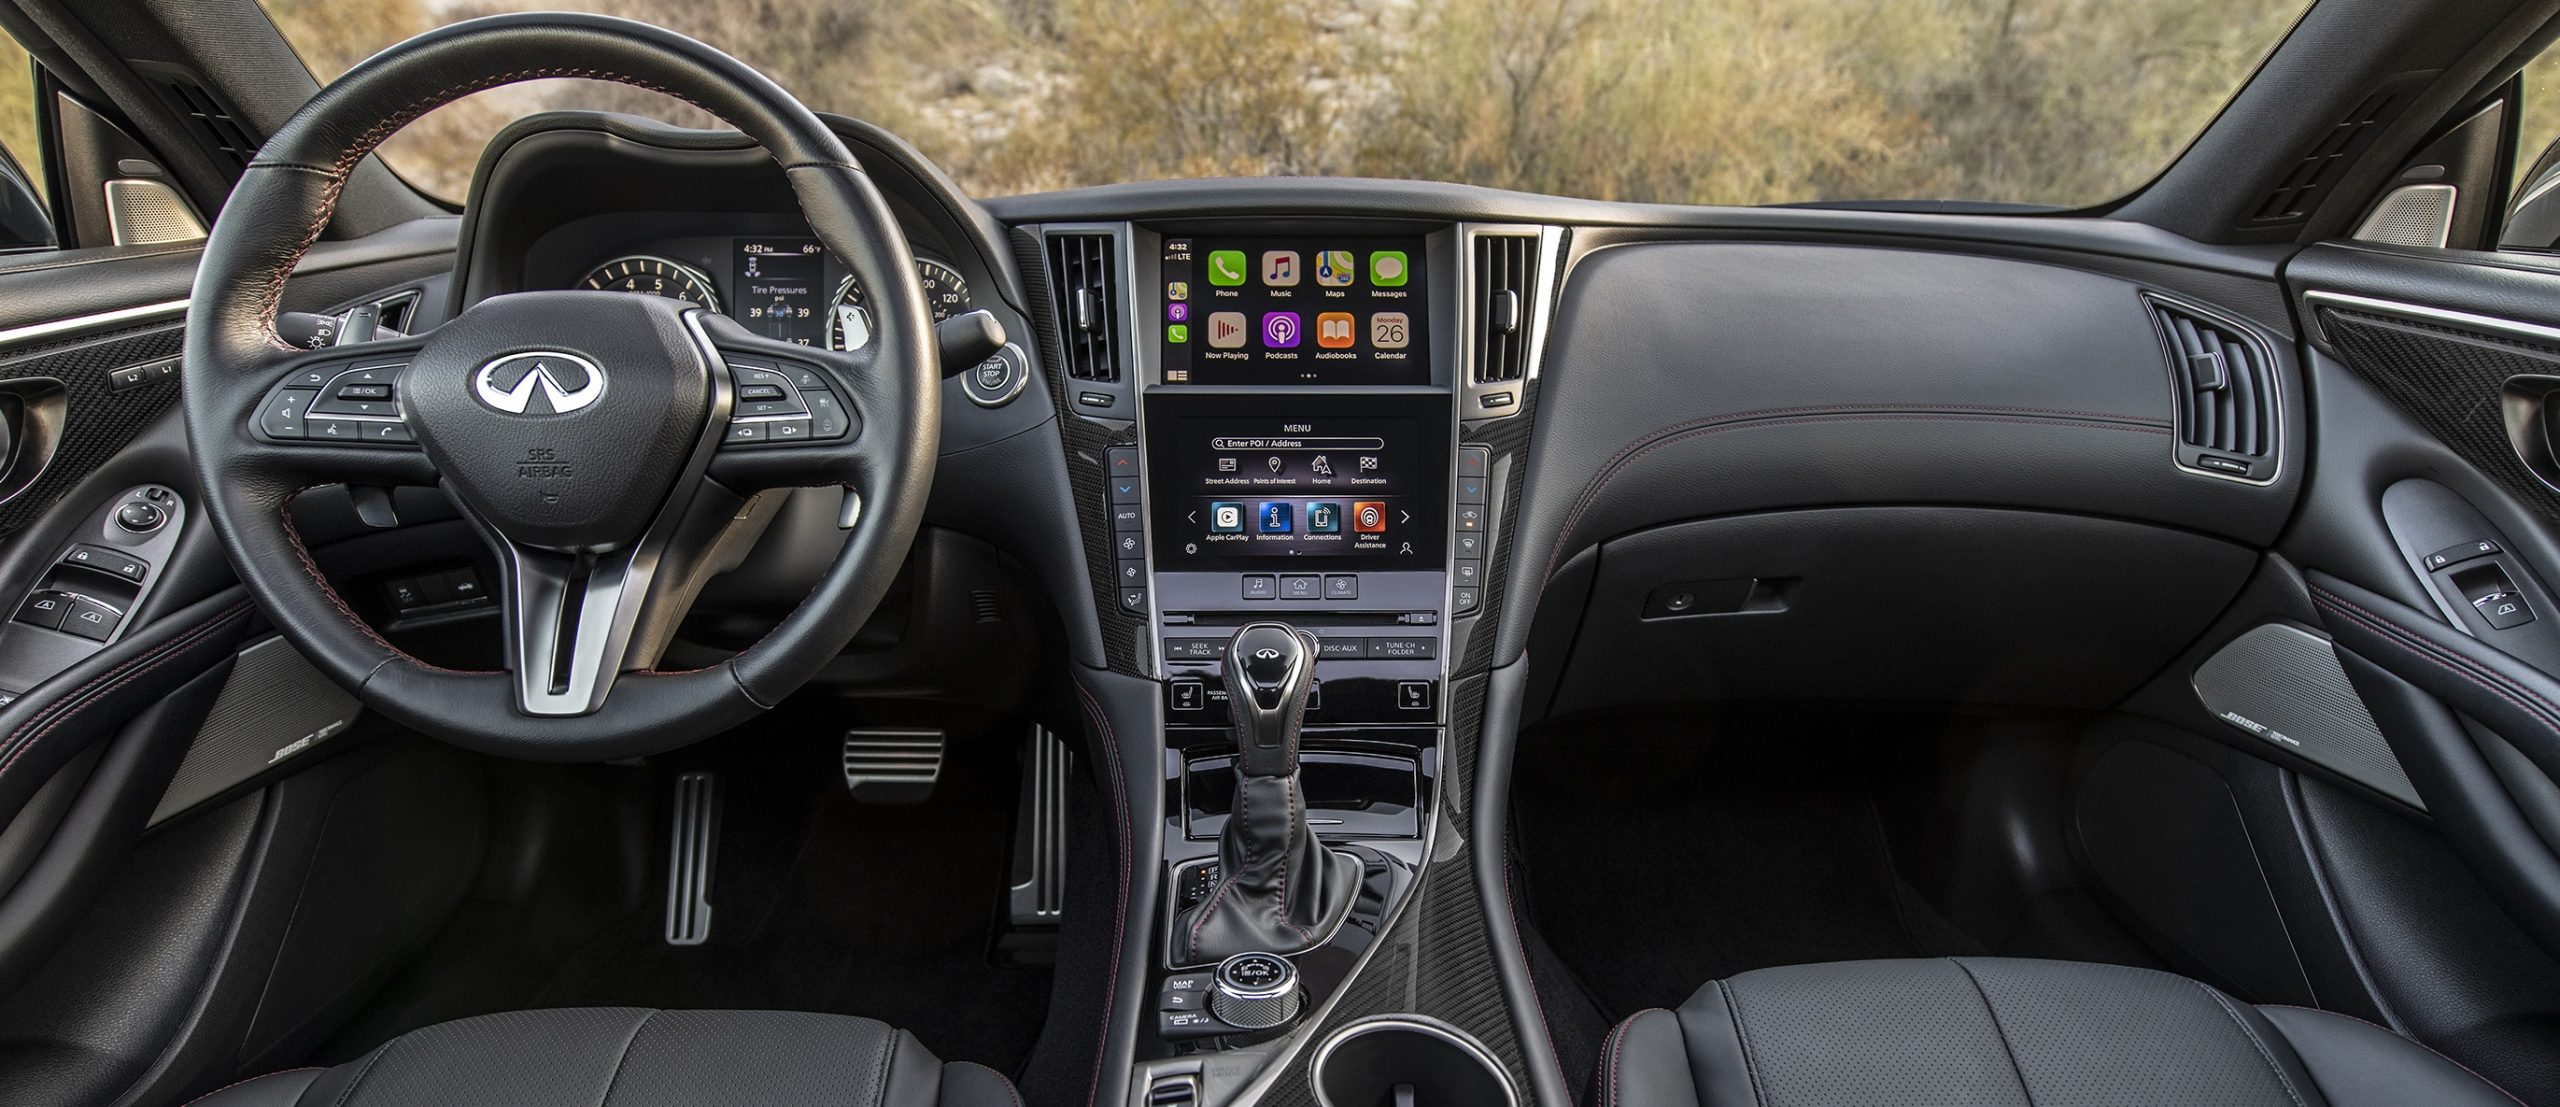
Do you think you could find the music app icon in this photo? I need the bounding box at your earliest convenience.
[1261,251,1301,287]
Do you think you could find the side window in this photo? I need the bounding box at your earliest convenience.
[0,33,51,250]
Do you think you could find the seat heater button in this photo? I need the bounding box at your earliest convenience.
[1396,681,1434,710]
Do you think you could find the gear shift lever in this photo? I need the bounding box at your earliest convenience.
[1175,622,1362,963]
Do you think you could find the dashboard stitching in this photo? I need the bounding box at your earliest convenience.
[1537,407,2176,589]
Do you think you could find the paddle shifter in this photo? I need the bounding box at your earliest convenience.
[1175,622,1363,964]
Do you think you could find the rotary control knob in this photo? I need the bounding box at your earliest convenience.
[1209,951,1301,1031]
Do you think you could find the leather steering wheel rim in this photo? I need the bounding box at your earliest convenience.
[181,12,939,761]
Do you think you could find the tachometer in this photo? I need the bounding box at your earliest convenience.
[826,258,973,350]
[578,255,721,313]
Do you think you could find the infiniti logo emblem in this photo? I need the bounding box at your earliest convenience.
[474,352,605,415]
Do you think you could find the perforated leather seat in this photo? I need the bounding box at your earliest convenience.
[188,1009,1018,1107]
[1600,958,2518,1107]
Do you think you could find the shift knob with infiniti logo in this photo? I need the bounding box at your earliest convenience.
[1226,622,1315,778]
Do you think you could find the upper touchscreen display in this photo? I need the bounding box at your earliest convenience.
[1157,235,1429,386]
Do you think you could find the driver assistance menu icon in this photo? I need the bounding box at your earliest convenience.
[1352,501,1388,534]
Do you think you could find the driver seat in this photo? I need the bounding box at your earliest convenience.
[188,1009,1018,1107]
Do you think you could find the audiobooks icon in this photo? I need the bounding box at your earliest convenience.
[1316,312,1356,349]
[1206,311,1249,349]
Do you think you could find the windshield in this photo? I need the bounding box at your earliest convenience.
[261,0,2309,209]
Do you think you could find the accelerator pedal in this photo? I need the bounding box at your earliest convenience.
[842,728,945,803]
[663,771,720,946]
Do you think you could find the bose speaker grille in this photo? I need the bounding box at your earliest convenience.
[2192,623,2421,808]
[2353,183,2456,250]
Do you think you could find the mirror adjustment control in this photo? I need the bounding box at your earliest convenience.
[115,501,167,534]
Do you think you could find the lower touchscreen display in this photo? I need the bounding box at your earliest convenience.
[1152,414,1445,570]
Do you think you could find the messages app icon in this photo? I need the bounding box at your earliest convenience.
[1368,251,1409,287]
[1207,250,1249,287]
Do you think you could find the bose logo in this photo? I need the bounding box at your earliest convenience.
[475,352,605,415]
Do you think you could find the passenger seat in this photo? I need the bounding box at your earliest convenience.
[1600,957,2519,1106]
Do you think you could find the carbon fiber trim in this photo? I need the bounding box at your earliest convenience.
[2319,307,2560,524]
[1012,227,1150,676]
[0,322,183,538]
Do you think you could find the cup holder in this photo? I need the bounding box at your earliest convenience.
[1308,1015,1520,1107]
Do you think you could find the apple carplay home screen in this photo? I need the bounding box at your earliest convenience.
[1157,235,1429,386]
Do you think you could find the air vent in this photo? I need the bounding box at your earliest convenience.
[1044,233,1120,382]
[148,72,259,176]
[2149,295,2278,482]
[1473,234,1536,383]
[2248,79,2418,225]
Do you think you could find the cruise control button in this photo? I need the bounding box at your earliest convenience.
[737,399,808,419]
[737,383,788,402]
[61,596,121,641]
[260,389,317,439]
[14,591,69,630]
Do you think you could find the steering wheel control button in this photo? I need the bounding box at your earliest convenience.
[1209,952,1302,1031]
[14,591,69,630]
[718,362,849,448]
[61,596,122,642]
[260,390,318,438]
[63,545,148,582]
[114,501,167,534]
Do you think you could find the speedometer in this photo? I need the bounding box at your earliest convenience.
[826,258,973,351]
[579,255,721,313]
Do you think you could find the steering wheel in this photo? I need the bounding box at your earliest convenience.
[180,13,939,761]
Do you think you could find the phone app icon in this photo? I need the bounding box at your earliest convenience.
[1263,312,1302,348]
[1370,311,1410,349]
[1207,311,1249,348]
[1166,281,1189,301]
[1352,501,1388,534]
[1368,251,1409,287]
[1262,251,1301,287]
[1166,323,1188,344]
[1207,251,1248,287]
[1209,502,1246,533]
[1316,251,1356,286]
[1315,312,1356,348]
[1258,502,1294,533]
[1306,502,1342,533]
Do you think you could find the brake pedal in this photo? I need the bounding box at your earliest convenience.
[664,771,719,946]
[842,728,944,803]
[1007,724,1072,927]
